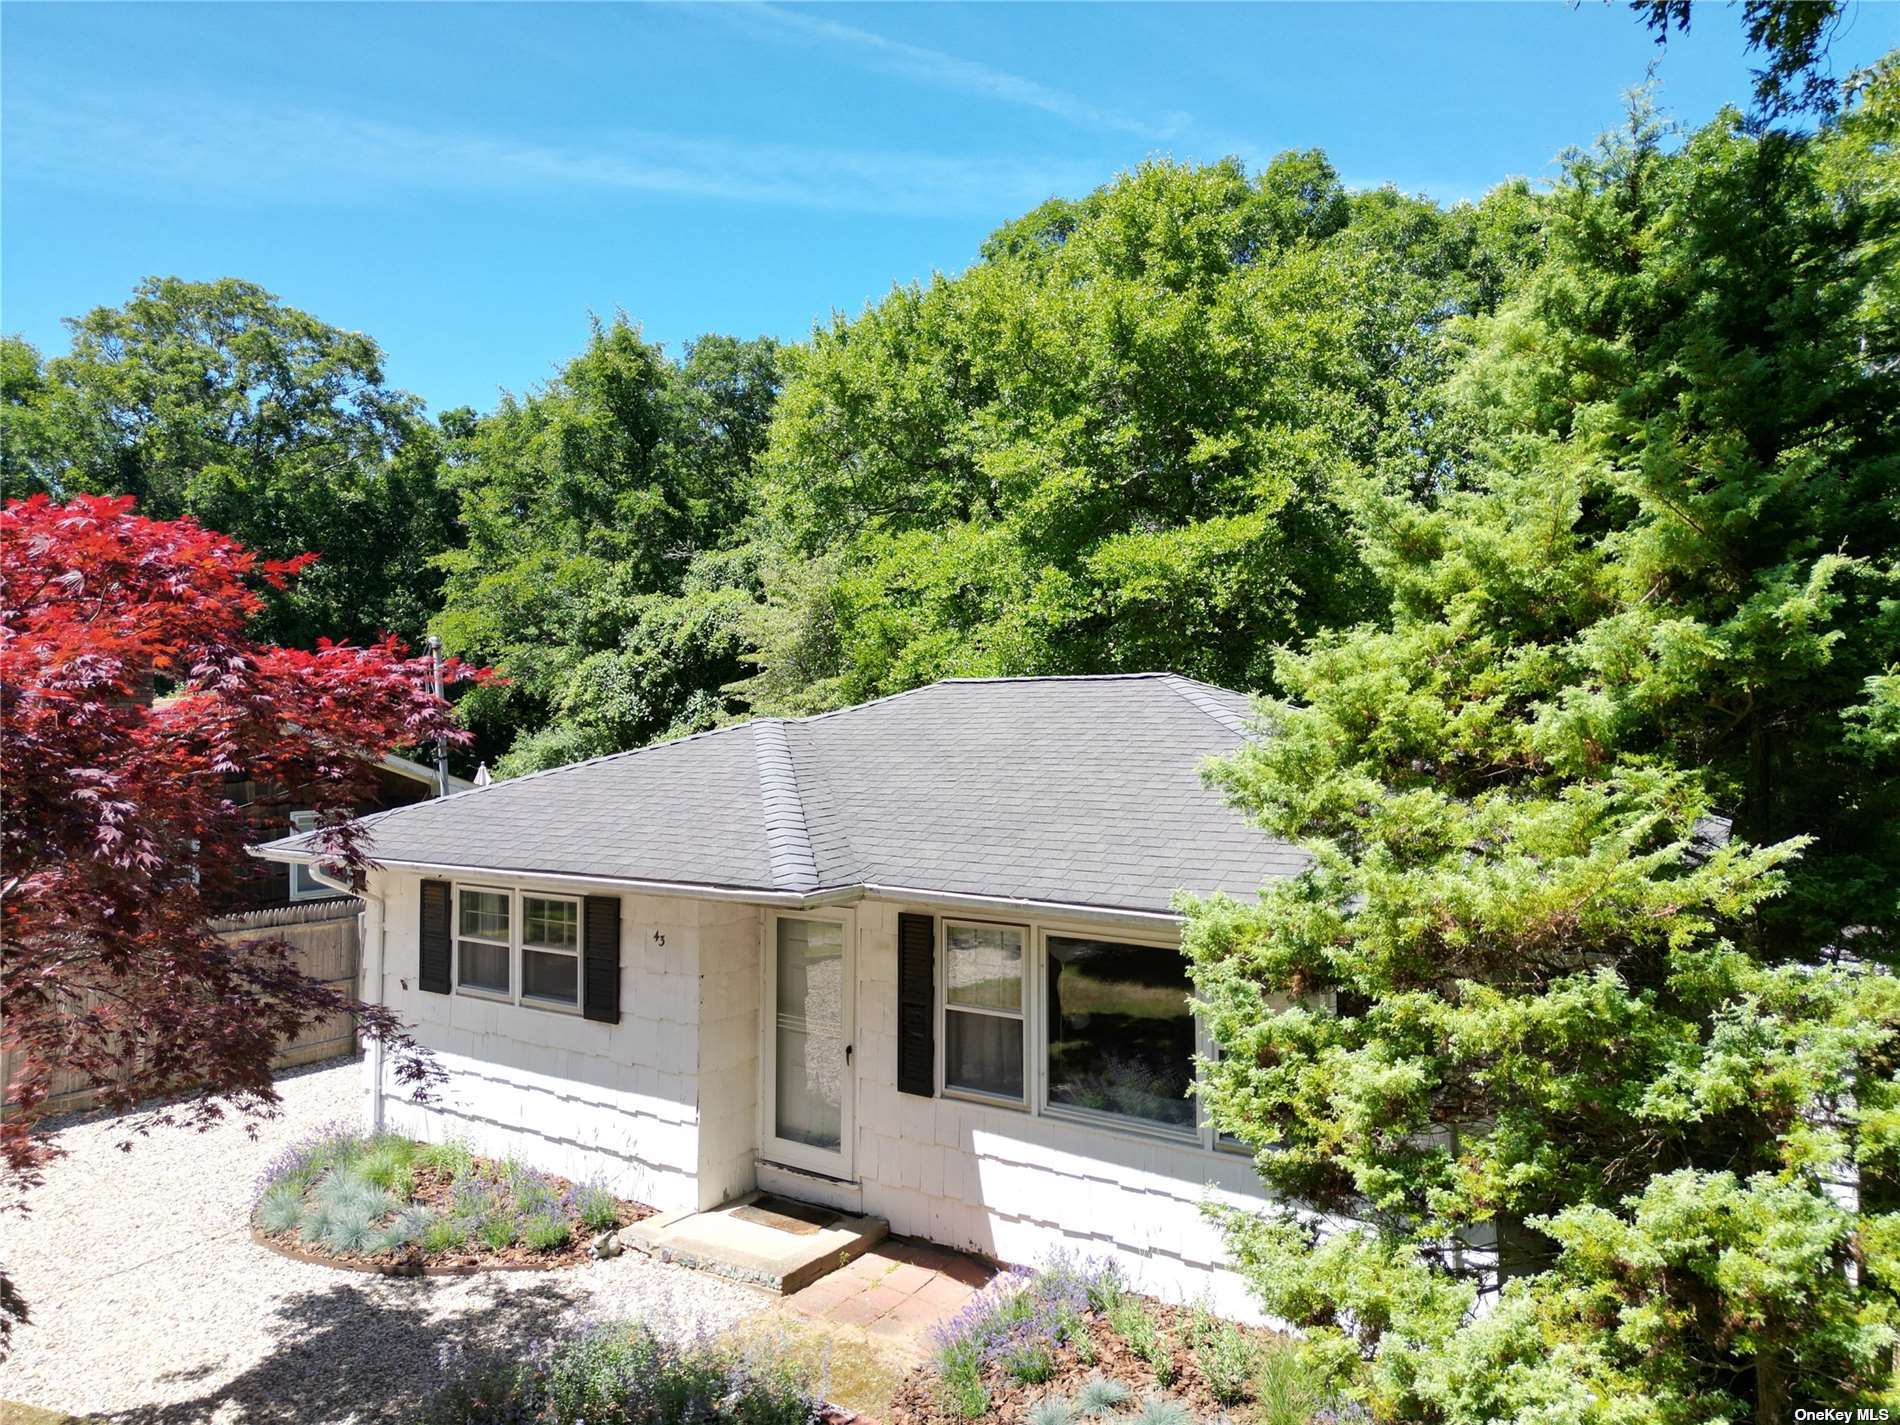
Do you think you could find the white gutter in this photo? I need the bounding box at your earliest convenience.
[255,848,1187,927]
[857,883,1184,929]
[303,859,387,1131]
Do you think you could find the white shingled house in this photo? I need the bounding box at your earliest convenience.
[258,674,1309,1314]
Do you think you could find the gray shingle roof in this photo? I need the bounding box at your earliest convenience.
[260,674,1309,916]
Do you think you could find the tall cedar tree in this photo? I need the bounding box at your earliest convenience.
[1185,77,1900,1425]
[1,495,487,1201]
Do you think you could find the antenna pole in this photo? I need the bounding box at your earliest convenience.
[427,635,449,798]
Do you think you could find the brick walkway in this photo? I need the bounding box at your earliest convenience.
[784,1237,999,1352]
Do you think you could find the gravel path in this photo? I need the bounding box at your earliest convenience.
[0,1057,773,1423]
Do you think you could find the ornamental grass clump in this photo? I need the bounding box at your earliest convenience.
[301,1168,397,1253]
[353,1134,418,1196]
[1076,1374,1132,1416]
[255,1178,307,1234]
[1131,1394,1192,1425]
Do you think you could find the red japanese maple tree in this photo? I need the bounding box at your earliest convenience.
[0,495,486,1185]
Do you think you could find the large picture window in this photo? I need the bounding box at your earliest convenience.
[941,921,1026,1102]
[1044,934,1196,1135]
[454,885,580,1010]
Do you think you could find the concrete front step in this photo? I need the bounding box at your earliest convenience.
[618,1191,889,1294]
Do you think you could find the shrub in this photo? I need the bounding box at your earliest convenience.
[449,1175,505,1224]
[521,1212,571,1252]
[507,1163,562,1218]
[417,1136,474,1181]
[420,1214,469,1255]
[255,1179,306,1234]
[570,1179,621,1232]
[1004,1340,1055,1385]
[1149,1333,1178,1387]
[478,1213,520,1250]
[1107,1294,1157,1357]
[1076,1374,1131,1416]
[415,1319,820,1425]
[1195,1321,1257,1406]
[936,1335,989,1419]
[1027,1397,1075,1425]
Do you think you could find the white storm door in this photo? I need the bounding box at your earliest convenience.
[762,910,856,1179]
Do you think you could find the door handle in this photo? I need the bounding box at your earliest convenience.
[845,1043,854,1065]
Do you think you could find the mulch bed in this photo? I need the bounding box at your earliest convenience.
[254,1159,656,1275]
[887,1296,1280,1425]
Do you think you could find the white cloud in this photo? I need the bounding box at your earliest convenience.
[3,92,1103,219]
[713,3,1189,141]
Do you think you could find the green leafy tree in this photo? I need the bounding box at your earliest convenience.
[0,277,453,646]
[1634,0,1851,117]
[747,154,1541,713]
[434,319,778,770]
[1186,80,1900,1425]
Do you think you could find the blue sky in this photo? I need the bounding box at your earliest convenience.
[5,2,1897,415]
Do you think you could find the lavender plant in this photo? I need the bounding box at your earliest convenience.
[413,1319,821,1425]
[929,1252,1124,1414]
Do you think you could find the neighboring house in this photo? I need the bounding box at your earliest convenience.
[231,753,472,914]
[257,674,1309,1315]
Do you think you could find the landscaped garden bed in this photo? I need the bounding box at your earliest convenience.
[250,1124,653,1272]
[889,1255,1345,1425]
[416,1318,835,1425]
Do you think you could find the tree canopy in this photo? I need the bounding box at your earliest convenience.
[0,277,459,647]
[742,153,1543,715]
[1185,74,1900,1423]
[430,319,780,774]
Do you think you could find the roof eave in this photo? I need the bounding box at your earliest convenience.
[249,849,1195,925]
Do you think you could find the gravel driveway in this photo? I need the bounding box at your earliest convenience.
[0,1057,773,1423]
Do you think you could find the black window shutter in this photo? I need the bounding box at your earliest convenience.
[897,912,935,1097]
[583,894,621,1024]
[418,879,452,995]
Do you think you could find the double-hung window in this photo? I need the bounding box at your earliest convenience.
[454,885,581,1011]
[286,811,328,900]
[941,921,1027,1103]
[520,895,581,1006]
[456,887,512,996]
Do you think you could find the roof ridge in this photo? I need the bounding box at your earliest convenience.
[751,719,819,892]
[1159,674,1256,739]
[935,673,1171,684]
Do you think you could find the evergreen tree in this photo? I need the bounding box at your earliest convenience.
[1186,75,1900,1424]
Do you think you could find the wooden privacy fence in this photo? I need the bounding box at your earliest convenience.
[1,897,363,1122]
